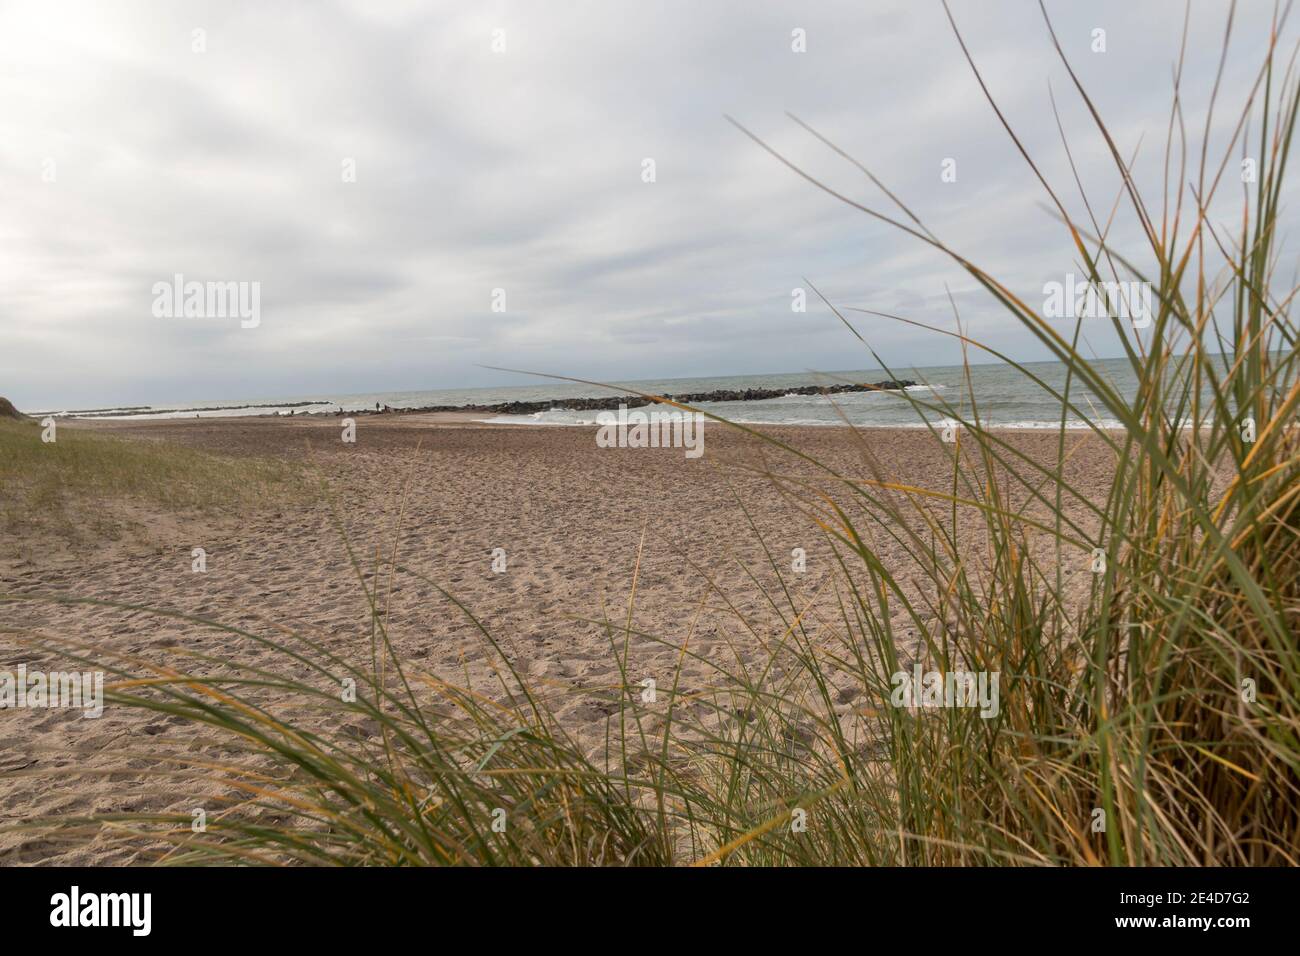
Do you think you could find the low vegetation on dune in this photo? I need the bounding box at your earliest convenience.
[5,5,1299,865]
[0,418,301,545]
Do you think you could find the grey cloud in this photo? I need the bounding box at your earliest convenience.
[0,0,1291,408]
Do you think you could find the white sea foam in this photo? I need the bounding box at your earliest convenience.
[477,413,1130,430]
[475,415,575,426]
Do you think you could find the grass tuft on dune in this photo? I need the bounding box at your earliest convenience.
[0,419,302,543]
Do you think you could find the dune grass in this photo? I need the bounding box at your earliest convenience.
[4,2,1299,865]
[0,418,302,543]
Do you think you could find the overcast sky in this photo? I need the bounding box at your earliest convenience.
[1,0,1294,409]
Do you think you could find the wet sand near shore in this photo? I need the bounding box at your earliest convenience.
[0,417,1114,863]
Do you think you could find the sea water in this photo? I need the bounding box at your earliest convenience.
[39,356,1259,429]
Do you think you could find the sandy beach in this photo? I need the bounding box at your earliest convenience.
[0,416,1115,864]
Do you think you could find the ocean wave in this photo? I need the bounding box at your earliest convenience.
[475,414,578,426]
[476,413,1131,430]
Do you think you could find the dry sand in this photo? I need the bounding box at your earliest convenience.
[0,417,1114,863]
